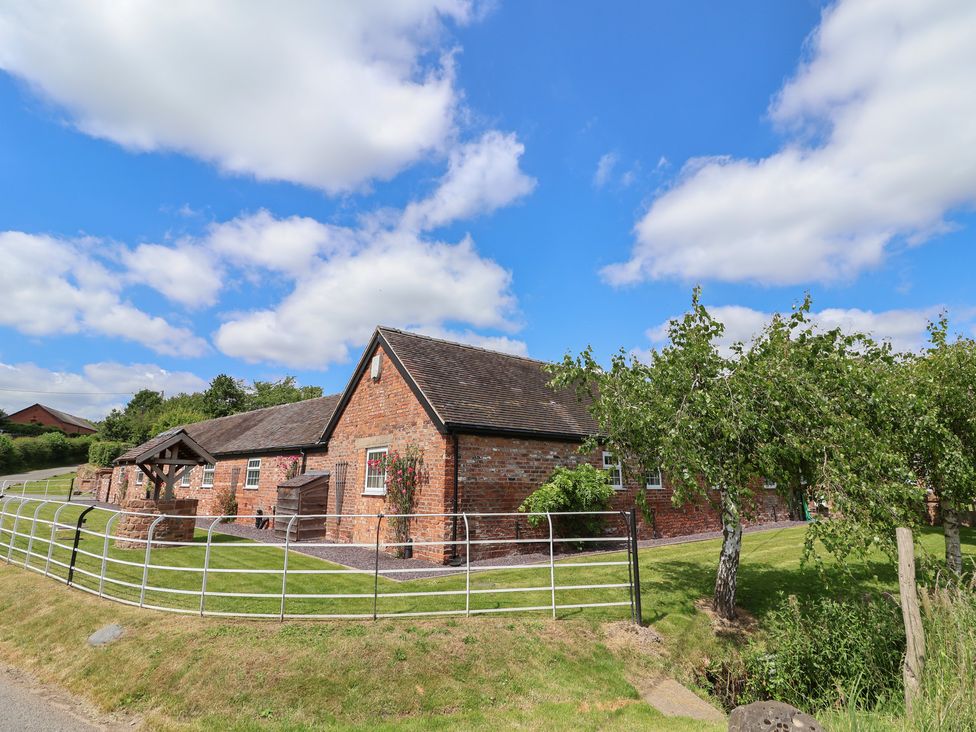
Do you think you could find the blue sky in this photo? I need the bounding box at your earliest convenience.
[1,0,974,419]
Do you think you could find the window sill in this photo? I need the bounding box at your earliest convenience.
[362,490,386,497]
[243,486,259,491]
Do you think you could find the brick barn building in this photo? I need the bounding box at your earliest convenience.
[5,403,97,435]
[115,327,789,561]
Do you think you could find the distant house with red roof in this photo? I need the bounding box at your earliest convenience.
[5,403,97,436]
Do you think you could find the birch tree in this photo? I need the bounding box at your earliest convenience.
[552,290,915,620]
[906,319,976,574]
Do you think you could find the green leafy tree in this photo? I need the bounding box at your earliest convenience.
[552,289,914,620]
[150,406,209,436]
[203,374,248,418]
[98,408,132,442]
[905,318,976,573]
[248,377,323,410]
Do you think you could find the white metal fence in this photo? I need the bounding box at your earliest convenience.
[0,495,643,623]
[0,478,82,500]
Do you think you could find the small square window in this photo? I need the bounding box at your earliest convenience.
[180,469,192,488]
[364,447,388,495]
[245,458,261,489]
[135,469,145,485]
[201,463,215,489]
[646,468,663,490]
[602,452,623,490]
[764,479,777,490]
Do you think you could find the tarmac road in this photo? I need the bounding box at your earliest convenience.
[0,465,83,486]
[0,665,100,732]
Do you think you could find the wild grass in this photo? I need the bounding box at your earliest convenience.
[0,499,974,730]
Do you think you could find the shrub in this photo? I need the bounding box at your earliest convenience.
[215,484,238,521]
[703,594,905,713]
[518,463,615,541]
[0,434,16,472]
[14,436,52,467]
[89,440,130,467]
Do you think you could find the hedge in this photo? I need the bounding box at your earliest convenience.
[88,440,131,468]
[0,433,94,474]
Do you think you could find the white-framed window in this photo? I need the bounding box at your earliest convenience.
[245,458,261,489]
[646,467,663,490]
[201,463,215,489]
[135,469,145,486]
[364,447,388,495]
[180,469,192,488]
[763,479,777,490]
[602,452,623,490]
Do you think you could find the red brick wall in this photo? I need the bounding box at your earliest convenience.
[454,433,791,558]
[115,452,327,523]
[8,405,95,435]
[322,345,453,561]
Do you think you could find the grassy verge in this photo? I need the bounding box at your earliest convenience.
[0,509,973,730]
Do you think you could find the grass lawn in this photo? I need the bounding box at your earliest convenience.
[0,500,973,730]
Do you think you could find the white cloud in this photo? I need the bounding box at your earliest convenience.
[122,243,222,308]
[605,0,976,285]
[0,361,208,421]
[401,131,536,231]
[593,152,618,188]
[647,303,949,354]
[0,1,474,192]
[0,231,208,357]
[205,210,354,276]
[214,229,518,369]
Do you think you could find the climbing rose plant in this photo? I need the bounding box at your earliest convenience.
[372,446,428,557]
[275,454,302,480]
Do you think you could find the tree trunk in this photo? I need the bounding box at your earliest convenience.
[713,490,742,620]
[942,501,963,575]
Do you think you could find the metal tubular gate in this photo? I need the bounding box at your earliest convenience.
[0,495,643,623]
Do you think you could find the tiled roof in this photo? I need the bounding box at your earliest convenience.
[117,395,341,463]
[377,327,598,439]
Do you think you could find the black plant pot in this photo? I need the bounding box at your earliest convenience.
[403,540,413,559]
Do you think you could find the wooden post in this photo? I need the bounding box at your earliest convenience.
[896,527,925,714]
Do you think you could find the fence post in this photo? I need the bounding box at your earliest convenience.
[66,506,95,586]
[463,513,471,617]
[199,517,221,616]
[896,526,925,714]
[280,514,298,621]
[622,511,635,623]
[547,512,556,619]
[140,515,166,608]
[44,502,70,577]
[65,478,73,502]
[25,500,50,569]
[99,512,122,598]
[373,514,384,621]
[629,510,643,626]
